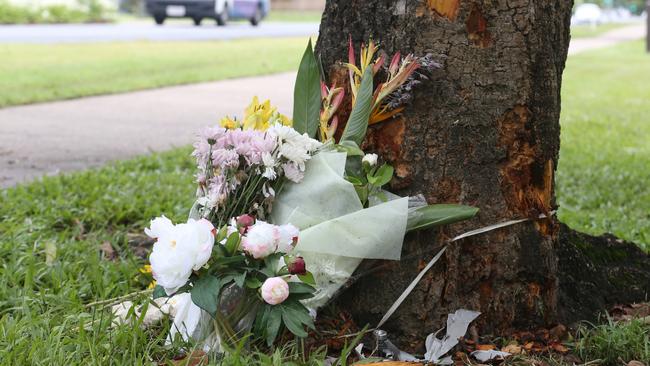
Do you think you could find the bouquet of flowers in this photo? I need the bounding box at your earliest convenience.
[142,38,478,353]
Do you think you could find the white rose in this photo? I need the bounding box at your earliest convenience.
[277,224,299,253]
[147,217,215,295]
[362,153,378,166]
[241,220,280,259]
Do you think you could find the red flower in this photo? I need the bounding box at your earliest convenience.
[287,256,306,275]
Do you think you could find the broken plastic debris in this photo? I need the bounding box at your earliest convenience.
[471,350,511,362]
[424,309,481,364]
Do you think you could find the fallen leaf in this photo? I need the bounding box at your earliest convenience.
[168,350,208,366]
[627,361,646,366]
[549,343,569,354]
[100,241,117,260]
[44,241,57,265]
[523,342,534,351]
[549,324,567,340]
[501,343,522,354]
[476,344,496,351]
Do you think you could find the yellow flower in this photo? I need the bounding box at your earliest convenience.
[219,116,240,130]
[242,96,292,130]
[139,264,152,274]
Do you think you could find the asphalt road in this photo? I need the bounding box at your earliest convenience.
[0,22,320,43]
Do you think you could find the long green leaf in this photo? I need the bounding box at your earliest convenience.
[407,204,479,232]
[340,68,374,145]
[292,39,321,138]
[190,274,221,317]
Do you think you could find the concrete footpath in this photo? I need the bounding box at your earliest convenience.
[1,23,646,188]
[0,73,296,187]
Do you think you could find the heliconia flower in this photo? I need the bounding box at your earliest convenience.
[286,256,307,275]
[261,277,290,305]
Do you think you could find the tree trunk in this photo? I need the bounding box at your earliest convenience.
[313,0,625,352]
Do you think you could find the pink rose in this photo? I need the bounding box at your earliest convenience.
[261,277,289,305]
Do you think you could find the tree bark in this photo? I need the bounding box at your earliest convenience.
[313,0,643,352]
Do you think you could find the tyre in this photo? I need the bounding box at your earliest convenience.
[154,15,165,25]
[216,4,228,26]
[249,6,262,26]
[193,17,202,26]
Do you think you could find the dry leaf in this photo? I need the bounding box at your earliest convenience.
[502,343,522,354]
[168,350,208,366]
[100,241,117,260]
[476,344,496,351]
[550,343,569,354]
[549,324,567,340]
[44,241,57,266]
[627,361,646,366]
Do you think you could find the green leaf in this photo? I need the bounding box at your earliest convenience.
[283,300,315,330]
[253,305,270,335]
[281,306,308,338]
[152,285,167,299]
[337,140,365,156]
[212,255,246,266]
[297,271,316,286]
[190,274,221,317]
[224,232,240,255]
[288,281,315,294]
[340,68,374,145]
[292,39,321,138]
[407,204,479,232]
[245,277,263,289]
[266,306,283,346]
[367,163,394,187]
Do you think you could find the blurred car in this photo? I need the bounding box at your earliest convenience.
[145,0,270,26]
[572,3,603,25]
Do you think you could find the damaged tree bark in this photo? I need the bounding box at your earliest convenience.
[316,0,649,351]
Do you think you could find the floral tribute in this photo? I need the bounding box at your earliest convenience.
[141,38,478,353]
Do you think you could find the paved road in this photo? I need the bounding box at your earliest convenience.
[1,23,647,188]
[0,73,296,187]
[568,23,647,55]
[0,22,319,43]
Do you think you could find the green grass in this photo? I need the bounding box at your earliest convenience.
[1,39,649,365]
[557,40,650,249]
[574,318,650,365]
[0,37,307,107]
[265,10,322,23]
[570,22,630,38]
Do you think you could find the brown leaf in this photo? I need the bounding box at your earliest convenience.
[549,324,567,341]
[628,361,646,366]
[168,350,208,366]
[501,343,522,354]
[476,344,496,351]
[549,343,569,354]
[99,241,117,261]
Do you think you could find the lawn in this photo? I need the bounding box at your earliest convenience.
[570,22,630,38]
[0,37,307,107]
[557,40,650,249]
[1,41,649,364]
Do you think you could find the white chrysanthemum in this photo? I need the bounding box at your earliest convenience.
[261,152,277,180]
[362,153,378,166]
[282,162,304,183]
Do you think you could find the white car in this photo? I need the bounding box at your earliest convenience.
[573,3,603,25]
[145,0,270,26]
